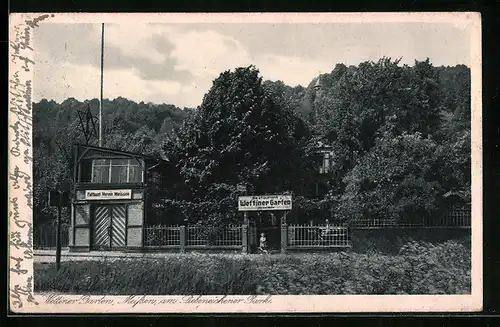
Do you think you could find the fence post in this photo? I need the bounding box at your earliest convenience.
[281,224,288,254]
[242,225,248,254]
[179,225,186,253]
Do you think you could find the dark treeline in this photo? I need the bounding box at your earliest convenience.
[33,58,471,227]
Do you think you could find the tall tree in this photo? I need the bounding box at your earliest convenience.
[161,66,315,226]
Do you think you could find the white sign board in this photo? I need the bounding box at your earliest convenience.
[85,189,132,200]
[238,195,292,211]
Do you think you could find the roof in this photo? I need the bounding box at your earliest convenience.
[73,143,164,161]
[314,76,322,88]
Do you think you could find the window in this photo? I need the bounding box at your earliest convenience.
[323,152,330,170]
[91,158,143,184]
[318,152,331,174]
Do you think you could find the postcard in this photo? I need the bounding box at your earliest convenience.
[8,12,482,313]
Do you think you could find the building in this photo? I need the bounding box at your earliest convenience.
[312,141,334,198]
[69,144,166,252]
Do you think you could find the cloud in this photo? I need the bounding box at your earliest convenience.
[34,22,471,108]
[256,54,334,87]
[34,60,183,105]
[35,23,195,83]
[168,29,253,78]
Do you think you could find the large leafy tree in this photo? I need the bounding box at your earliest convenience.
[338,131,443,224]
[161,66,316,226]
[308,58,446,195]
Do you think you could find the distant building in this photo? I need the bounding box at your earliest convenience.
[313,75,323,90]
[311,141,334,199]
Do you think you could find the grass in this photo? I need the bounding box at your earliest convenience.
[34,238,471,295]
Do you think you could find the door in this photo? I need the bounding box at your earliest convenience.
[110,205,127,248]
[92,204,127,250]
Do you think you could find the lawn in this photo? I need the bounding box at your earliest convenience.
[34,238,471,295]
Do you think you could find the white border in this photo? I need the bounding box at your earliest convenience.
[8,12,482,313]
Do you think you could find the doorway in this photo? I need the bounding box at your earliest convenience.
[91,204,127,250]
[254,212,281,252]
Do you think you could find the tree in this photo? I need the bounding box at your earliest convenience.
[160,66,315,227]
[337,131,443,224]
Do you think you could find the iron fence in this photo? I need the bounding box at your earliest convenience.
[287,224,351,248]
[34,224,70,249]
[144,225,181,247]
[350,207,471,229]
[185,225,243,247]
[143,224,243,249]
[425,207,471,227]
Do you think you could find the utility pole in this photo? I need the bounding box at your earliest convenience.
[99,23,104,147]
[49,190,68,270]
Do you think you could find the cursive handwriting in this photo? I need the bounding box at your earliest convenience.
[9,197,31,229]
[9,70,33,164]
[10,256,28,275]
[11,277,38,309]
[9,14,52,72]
[9,24,35,72]
[41,294,274,308]
[9,13,52,312]
[9,167,33,210]
[10,231,33,259]
[10,71,32,127]
[10,121,31,157]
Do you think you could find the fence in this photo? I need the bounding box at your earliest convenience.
[285,224,351,250]
[144,225,244,251]
[349,207,471,229]
[34,224,70,249]
[32,205,470,251]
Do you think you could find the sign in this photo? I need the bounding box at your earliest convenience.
[85,189,132,200]
[238,195,292,211]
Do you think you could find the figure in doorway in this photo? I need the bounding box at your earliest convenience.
[259,232,268,254]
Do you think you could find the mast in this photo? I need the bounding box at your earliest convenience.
[99,23,104,147]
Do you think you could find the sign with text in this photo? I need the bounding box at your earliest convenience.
[85,189,132,200]
[238,195,292,211]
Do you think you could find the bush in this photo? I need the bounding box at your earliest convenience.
[35,241,470,295]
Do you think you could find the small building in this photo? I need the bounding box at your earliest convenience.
[69,144,165,252]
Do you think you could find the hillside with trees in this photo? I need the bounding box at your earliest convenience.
[33,58,471,227]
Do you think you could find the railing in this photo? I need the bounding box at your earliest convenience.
[144,224,244,250]
[34,224,70,249]
[350,207,471,229]
[286,224,351,249]
[425,207,471,227]
[186,225,243,247]
[144,225,181,247]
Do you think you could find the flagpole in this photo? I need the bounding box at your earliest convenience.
[99,23,104,147]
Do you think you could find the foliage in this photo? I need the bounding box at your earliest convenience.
[34,239,470,295]
[338,132,443,223]
[33,59,471,226]
[159,66,316,227]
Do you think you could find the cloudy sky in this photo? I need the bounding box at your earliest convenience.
[34,22,472,108]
